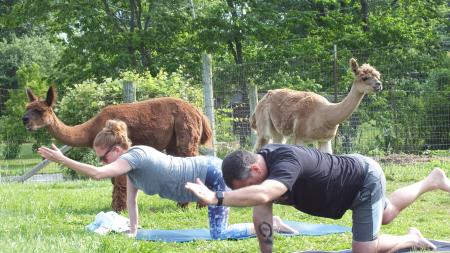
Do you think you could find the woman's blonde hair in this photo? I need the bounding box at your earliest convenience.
[93,119,132,149]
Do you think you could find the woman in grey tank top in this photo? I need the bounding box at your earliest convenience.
[37,119,297,239]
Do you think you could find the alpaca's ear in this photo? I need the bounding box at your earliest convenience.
[45,86,57,107]
[350,58,359,75]
[26,88,38,102]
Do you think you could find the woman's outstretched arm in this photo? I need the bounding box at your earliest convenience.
[38,143,131,179]
[127,176,139,236]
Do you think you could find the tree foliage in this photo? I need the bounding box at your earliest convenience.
[9,0,197,84]
[4,0,447,85]
[0,0,448,154]
[0,35,63,114]
[0,64,51,159]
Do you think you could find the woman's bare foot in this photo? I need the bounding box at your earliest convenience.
[273,216,298,234]
[426,168,450,192]
[409,227,436,251]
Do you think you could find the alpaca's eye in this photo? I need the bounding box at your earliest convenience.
[35,110,43,115]
[362,77,369,81]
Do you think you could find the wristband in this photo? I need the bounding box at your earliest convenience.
[215,191,224,206]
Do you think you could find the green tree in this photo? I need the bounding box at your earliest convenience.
[0,35,63,115]
[12,0,197,85]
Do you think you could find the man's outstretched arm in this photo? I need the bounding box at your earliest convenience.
[185,178,288,207]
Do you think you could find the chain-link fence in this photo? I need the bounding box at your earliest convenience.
[211,46,449,172]
[1,45,449,183]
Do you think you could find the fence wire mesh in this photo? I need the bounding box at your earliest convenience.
[0,46,449,183]
[211,47,449,174]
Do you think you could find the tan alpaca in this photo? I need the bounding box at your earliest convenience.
[250,58,382,154]
[23,86,212,211]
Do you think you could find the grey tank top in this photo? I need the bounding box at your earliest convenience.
[119,145,209,202]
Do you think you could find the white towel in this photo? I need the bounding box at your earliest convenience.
[86,211,130,235]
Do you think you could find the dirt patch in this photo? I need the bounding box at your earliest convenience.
[376,154,450,165]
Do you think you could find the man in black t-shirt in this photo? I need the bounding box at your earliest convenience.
[185,144,450,253]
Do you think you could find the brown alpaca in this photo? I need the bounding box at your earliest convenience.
[23,86,212,211]
[250,58,382,154]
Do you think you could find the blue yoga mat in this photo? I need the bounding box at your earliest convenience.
[136,221,351,242]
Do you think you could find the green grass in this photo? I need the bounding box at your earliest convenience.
[0,163,449,253]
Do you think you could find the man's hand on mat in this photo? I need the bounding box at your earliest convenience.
[185,178,217,205]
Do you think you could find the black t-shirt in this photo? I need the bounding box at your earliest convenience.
[258,144,368,219]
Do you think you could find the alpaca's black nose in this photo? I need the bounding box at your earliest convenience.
[22,116,29,124]
[375,82,383,91]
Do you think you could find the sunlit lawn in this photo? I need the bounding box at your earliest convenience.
[0,160,449,253]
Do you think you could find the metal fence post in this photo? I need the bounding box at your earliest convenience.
[248,81,258,148]
[202,53,217,156]
[333,44,338,103]
[333,44,338,152]
[123,80,136,103]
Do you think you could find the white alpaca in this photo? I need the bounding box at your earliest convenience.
[250,58,382,154]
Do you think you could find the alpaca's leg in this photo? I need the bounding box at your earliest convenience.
[271,131,284,144]
[111,174,128,212]
[167,136,199,206]
[170,113,202,157]
[318,141,333,154]
[167,142,197,208]
[172,135,200,157]
[166,144,199,157]
[171,115,206,209]
[292,135,306,147]
[253,135,269,151]
[253,118,274,151]
[268,113,283,144]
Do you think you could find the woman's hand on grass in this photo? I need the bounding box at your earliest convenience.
[124,228,137,238]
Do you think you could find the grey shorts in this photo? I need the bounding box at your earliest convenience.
[348,154,387,242]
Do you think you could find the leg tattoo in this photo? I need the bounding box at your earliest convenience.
[259,222,273,245]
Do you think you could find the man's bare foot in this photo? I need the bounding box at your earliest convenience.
[426,168,450,192]
[409,227,436,251]
[273,216,298,234]
[196,201,207,209]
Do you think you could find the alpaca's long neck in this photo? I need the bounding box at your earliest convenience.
[47,112,100,147]
[326,84,365,126]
